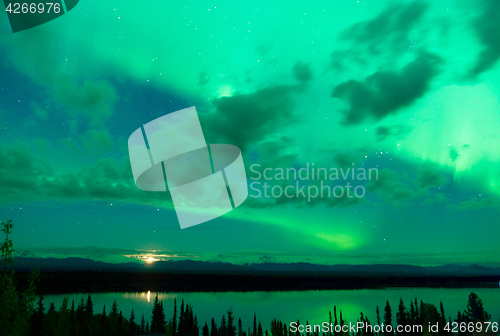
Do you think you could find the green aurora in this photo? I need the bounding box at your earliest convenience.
[0,0,499,266]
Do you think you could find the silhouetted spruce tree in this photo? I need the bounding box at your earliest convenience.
[151,294,166,333]
[464,292,491,323]
[110,300,118,318]
[100,305,108,336]
[270,319,282,336]
[165,320,174,336]
[454,293,491,336]
[456,312,465,336]
[0,220,38,336]
[357,312,374,336]
[173,298,177,336]
[119,311,123,330]
[340,310,346,336]
[292,320,300,336]
[211,317,218,336]
[203,322,210,336]
[238,317,243,336]
[332,306,339,336]
[86,295,93,316]
[162,302,167,330]
[189,304,199,336]
[45,303,58,333]
[220,314,227,336]
[373,307,381,336]
[54,296,71,336]
[422,303,443,336]
[384,301,394,336]
[129,308,136,336]
[409,301,416,326]
[69,300,76,336]
[227,309,236,336]
[438,302,449,336]
[419,301,425,327]
[253,313,257,336]
[178,299,186,335]
[327,310,333,336]
[140,314,146,335]
[257,322,263,336]
[1,220,13,273]
[30,295,45,336]
[396,298,407,334]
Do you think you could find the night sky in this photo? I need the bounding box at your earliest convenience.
[1,0,499,266]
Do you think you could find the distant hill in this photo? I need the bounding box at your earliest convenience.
[11,257,500,276]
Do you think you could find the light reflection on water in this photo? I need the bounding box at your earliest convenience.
[45,288,500,329]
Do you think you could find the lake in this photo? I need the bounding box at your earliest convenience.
[45,288,500,330]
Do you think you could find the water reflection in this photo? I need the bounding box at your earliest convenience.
[44,288,500,329]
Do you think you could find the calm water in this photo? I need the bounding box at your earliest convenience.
[45,289,500,330]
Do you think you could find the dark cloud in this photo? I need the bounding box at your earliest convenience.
[293,62,313,84]
[0,143,172,207]
[332,52,440,124]
[468,0,500,77]
[375,125,411,142]
[3,32,117,127]
[331,1,427,70]
[241,138,363,209]
[449,147,459,162]
[415,163,447,189]
[333,153,355,169]
[53,78,118,126]
[330,49,366,71]
[421,193,447,205]
[366,169,416,202]
[340,1,427,55]
[198,70,210,86]
[246,135,297,169]
[450,197,499,210]
[0,144,49,195]
[200,85,295,151]
[81,129,114,154]
[23,246,140,256]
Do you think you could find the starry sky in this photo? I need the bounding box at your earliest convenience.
[1,0,499,266]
